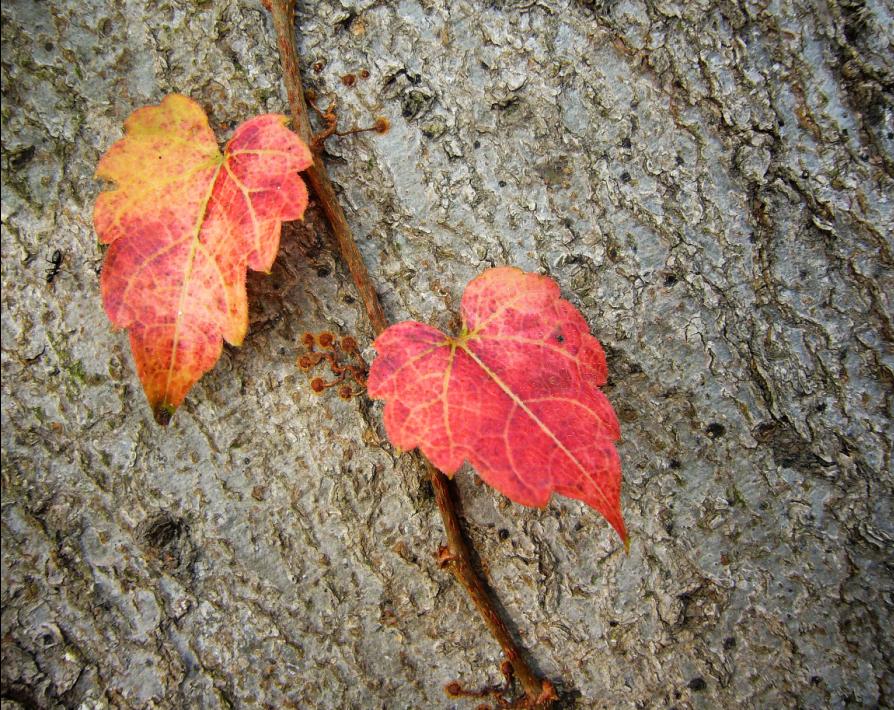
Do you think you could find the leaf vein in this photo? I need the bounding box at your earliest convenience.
[460,345,614,514]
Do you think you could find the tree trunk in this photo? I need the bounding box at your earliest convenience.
[2,0,891,706]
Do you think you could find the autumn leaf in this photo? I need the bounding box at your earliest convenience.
[367,267,626,544]
[94,94,312,424]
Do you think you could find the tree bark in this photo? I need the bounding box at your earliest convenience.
[1,0,891,707]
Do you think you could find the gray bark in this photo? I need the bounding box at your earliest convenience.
[2,0,892,707]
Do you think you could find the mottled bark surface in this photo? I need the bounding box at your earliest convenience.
[1,0,892,707]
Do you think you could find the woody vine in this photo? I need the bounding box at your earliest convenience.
[92,1,628,706]
[268,4,561,703]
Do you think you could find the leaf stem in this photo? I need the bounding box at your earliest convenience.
[267,1,555,705]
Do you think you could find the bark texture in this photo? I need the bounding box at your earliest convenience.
[2,0,892,707]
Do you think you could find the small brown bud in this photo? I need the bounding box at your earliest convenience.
[444,682,463,698]
[318,331,335,348]
[341,336,358,351]
[300,332,315,348]
[338,384,353,400]
[310,377,327,393]
[499,659,514,678]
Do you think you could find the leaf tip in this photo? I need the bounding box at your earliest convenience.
[153,403,176,426]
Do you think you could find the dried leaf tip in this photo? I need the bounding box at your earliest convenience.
[153,404,175,426]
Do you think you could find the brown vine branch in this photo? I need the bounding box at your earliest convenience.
[268,0,387,335]
[429,458,556,706]
[266,1,556,705]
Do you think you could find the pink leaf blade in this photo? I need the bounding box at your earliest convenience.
[368,322,471,473]
[367,267,627,544]
[463,267,609,386]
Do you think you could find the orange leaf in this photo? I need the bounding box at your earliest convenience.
[94,95,312,424]
[367,267,626,545]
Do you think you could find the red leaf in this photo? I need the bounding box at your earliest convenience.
[367,267,626,544]
[94,95,312,423]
